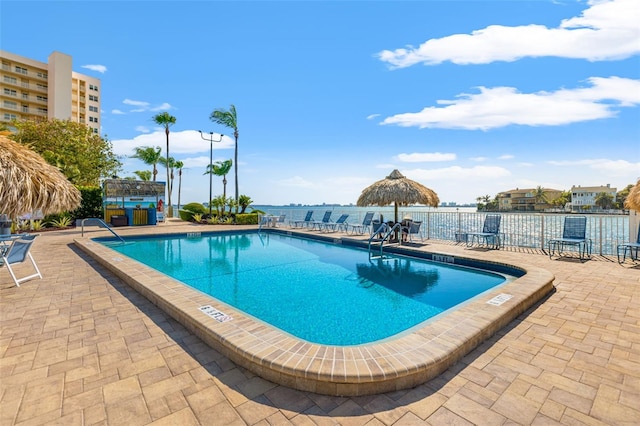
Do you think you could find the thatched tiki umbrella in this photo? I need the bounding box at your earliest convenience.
[0,135,81,219]
[357,169,439,223]
[625,179,640,212]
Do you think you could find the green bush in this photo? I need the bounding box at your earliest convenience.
[235,213,259,225]
[182,202,207,214]
[178,209,194,221]
[70,186,104,220]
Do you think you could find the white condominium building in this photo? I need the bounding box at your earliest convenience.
[0,50,101,134]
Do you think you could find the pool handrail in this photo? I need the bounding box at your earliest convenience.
[368,222,402,259]
[81,218,125,243]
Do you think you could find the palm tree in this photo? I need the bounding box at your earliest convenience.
[238,194,252,214]
[153,112,177,216]
[174,160,184,211]
[133,170,152,181]
[532,186,548,211]
[159,156,178,210]
[130,146,162,181]
[595,192,614,210]
[209,105,238,212]
[207,160,232,201]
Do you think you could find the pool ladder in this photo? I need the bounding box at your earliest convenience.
[368,222,401,260]
[81,218,125,243]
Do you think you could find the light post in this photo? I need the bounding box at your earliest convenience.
[198,131,224,216]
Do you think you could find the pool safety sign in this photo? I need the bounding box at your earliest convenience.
[199,305,233,323]
[487,294,513,306]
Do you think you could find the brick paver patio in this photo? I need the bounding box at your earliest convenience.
[1,222,639,425]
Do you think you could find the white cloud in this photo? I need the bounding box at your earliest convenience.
[117,99,173,114]
[366,114,381,120]
[547,158,640,177]
[470,157,487,162]
[377,0,640,68]
[81,64,107,73]
[380,77,640,130]
[135,126,150,133]
[498,154,514,160]
[123,99,149,107]
[111,109,125,115]
[110,130,234,156]
[396,152,456,162]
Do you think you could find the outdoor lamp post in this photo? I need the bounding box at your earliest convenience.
[198,131,224,216]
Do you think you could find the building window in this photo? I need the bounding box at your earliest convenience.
[89,116,99,123]
[37,107,47,114]
[89,84,99,91]
[4,113,18,120]
[93,128,98,133]
[22,105,29,113]
[89,94,99,102]
[3,76,17,84]
[36,95,47,102]
[3,101,17,109]
[15,66,28,75]
[89,105,98,112]
[36,71,47,79]
[21,92,29,99]
[36,83,47,91]
[3,88,17,97]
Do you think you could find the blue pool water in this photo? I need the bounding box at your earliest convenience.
[100,232,510,345]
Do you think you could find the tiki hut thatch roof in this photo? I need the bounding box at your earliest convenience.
[0,135,81,219]
[625,179,640,212]
[102,179,165,198]
[357,169,439,223]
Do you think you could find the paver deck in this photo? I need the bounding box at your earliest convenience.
[1,220,639,425]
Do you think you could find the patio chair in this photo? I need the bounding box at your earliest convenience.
[548,216,591,261]
[322,214,349,232]
[401,221,423,243]
[310,210,332,231]
[617,225,640,263]
[1,234,42,286]
[347,211,375,235]
[466,214,502,249]
[291,210,313,228]
[275,214,286,227]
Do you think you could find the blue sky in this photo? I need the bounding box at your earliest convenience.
[2,0,639,206]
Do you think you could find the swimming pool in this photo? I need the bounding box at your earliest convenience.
[76,227,554,396]
[99,232,512,345]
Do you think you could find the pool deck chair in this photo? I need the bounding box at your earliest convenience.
[467,214,502,249]
[1,234,42,287]
[322,214,349,232]
[548,216,592,261]
[617,226,640,263]
[347,211,375,235]
[291,210,314,228]
[275,214,286,227]
[401,221,423,243]
[310,210,332,231]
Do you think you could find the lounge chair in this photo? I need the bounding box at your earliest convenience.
[1,234,42,286]
[292,210,314,228]
[548,216,591,261]
[617,225,640,263]
[347,211,375,235]
[322,214,349,232]
[466,214,502,249]
[401,221,423,243]
[310,210,332,231]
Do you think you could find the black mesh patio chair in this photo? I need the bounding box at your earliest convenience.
[548,216,592,261]
[466,214,502,249]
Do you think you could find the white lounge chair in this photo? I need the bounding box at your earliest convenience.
[1,234,43,286]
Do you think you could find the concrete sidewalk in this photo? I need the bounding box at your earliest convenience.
[1,223,639,425]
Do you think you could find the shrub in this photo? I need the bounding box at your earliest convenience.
[235,213,259,225]
[178,209,194,221]
[182,202,207,214]
[70,186,103,220]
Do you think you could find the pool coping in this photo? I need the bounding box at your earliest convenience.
[74,228,555,396]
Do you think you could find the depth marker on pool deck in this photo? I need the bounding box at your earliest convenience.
[487,294,513,306]
[200,305,233,322]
